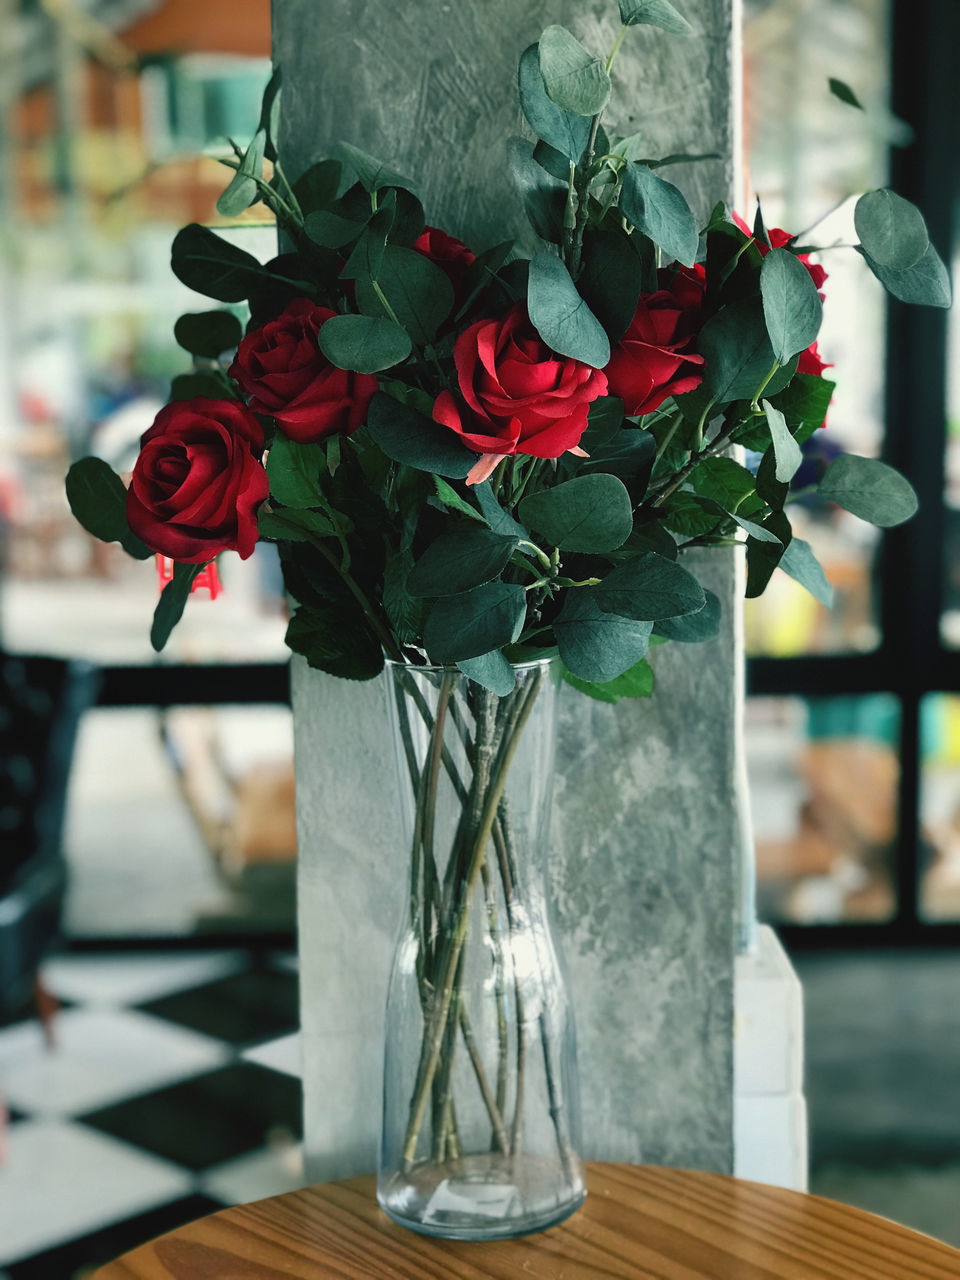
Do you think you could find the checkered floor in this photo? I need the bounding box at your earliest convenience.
[0,951,307,1278]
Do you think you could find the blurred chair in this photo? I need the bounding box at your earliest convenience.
[0,654,99,1028]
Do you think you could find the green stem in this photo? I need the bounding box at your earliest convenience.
[372,279,403,330]
[605,23,628,74]
[750,362,781,413]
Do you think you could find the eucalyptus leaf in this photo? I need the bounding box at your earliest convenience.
[65,456,129,543]
[854,189,928,269]
[762,398,803,482]
[265,436,324,509]
[690,455,757,512]
[829,77,864,110]
[286,603,385,680]
[578,228,644,343]
[474,482,528,538]
[257,65,283,162]
[292,158,342,216]
[745,511,791,598]
[507,137,566,244]
[562,657,654,702]
[554,591,652,682]
[303,209,368,249]
[151,562,205,652]
[618,0,692,34]
[317,313,412,374]
[778,537,834,608]
[857,241,951,309]
[366,392,476,479]
[335,141,417,195]
[217,128,267,216]
[408,527,519,597]
[355,245,455,346]
[591,551,705,620]
[517,43,591,163]
[653,589,721,642]
[698,298,776,403]
[170,224,265,303]
[760,248,823,364]
[527,253,610,368]
[424,582,526,663]
[818,453,918,527]
[518,473,632,552]
[457,650,517,695]
[257,506,335,542]
[174,311,243,358]
[620,163,699,268]
[169,371,238,402]
[538,25,611,117]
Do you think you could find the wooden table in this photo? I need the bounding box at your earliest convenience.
[94,1162,960,1278]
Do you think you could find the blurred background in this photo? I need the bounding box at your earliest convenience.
[0,0,958,1274]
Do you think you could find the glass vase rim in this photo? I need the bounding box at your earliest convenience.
[385,656,556,675]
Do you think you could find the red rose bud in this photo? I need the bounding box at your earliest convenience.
[127,397,268,563]
[604,265,706,416]
[229,298,378,442]
[413,226,477,308]
[432,303,607,475]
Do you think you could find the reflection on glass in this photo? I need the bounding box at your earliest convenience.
[747,694,900,923]
[65,704,296,939]
[742,0,890,655]
[919,695,960,920]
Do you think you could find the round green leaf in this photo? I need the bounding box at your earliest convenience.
[366,392,476,479]
[170,224,265,303]
[174,311,243,359]
[518,44,591,163]
[699,298,775,403]
[354,245,454,347]
[335,141,417,195]
[65,456,129,543]
[760,248,823,364]
[778,538,834,608]
[620,164,699,268]
[818,454,918,527]
[618,0,692,34]
[761,399,803,483]
[424,582,526,664]
[591,552,706,621]
[527,253,610,369]
[518,473,632,553]
[578,228,644,343]
[857,242,952,309]
[854,189,928,270]
[538,25,611,117]
[554,591,652,682]
[318,314,411,374]
[408,527,519,598]
[217,128,267,217]
[265,436,324,509]
[653,589,721,642]
[457,651,517,695]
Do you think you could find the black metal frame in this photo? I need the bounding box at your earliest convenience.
[70,0,958,950]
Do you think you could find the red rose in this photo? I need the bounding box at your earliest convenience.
[127,397,268,563]
[413,226,477,308]
[733,213,828,297]
[604,265,706,416]
[229,298,378,442]
[432,303,607,483]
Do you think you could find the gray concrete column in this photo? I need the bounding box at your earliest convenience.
[275,0,741,1180]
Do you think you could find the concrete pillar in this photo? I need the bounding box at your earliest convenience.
[275,0,742,1180]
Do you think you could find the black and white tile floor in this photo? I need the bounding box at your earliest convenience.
[0,951,307,1278]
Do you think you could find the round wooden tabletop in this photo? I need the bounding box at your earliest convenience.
[94,1161,960,1279]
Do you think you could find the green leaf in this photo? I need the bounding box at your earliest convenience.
[317,313,411,374]
[257,506,334,542]
[340,192,395,279]
[457,651,517,695]
[286,603,385,680]
[760,248,823,364]
[65,456,129,543]
[507,137,566,244]
[829,77,864,110]
[818,453,918,527]
[408,526,519,597]
[659,489,724,537]
[355,245,455,346]
[554,591,652,682]
[581,396,625,449]
[265,436,323,509]
[620,164,699,268]
[291,158,342,216]
[169,371,238,402]
[170,224,265,303]
[778,537,834,608]
[762,372,835,446]
[745,510,792,598]
[690,456,757,511]
[579,428,656,487]
[424,582,526,664]
[578,228,643,344]
[257,65,282,162]
[653,589,721,642]
[527,253,610,368]
[591,551,705,620]
[334,141,417,195]
[618,0,692,34]
[854,189,928,270]
[382,548,427,645]
[731,512,782,544]
[538,25,611,117]
[174,311,243,358]
[217,128,267,216]
[303,209,367,249]
[366,392,476,479]
[762,398,803,483]
[432,477,485,523]
[562,657,654,702]
[698,298,776,403]
[518,473,632,552]
[474,482,528,538]
[517,43,591,163]
[151,562,205,652]
[857,241,952,309]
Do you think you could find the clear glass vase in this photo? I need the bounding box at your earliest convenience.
[377,659,584,1240]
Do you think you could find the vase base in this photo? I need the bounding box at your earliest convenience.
[377,1152,586,1241]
